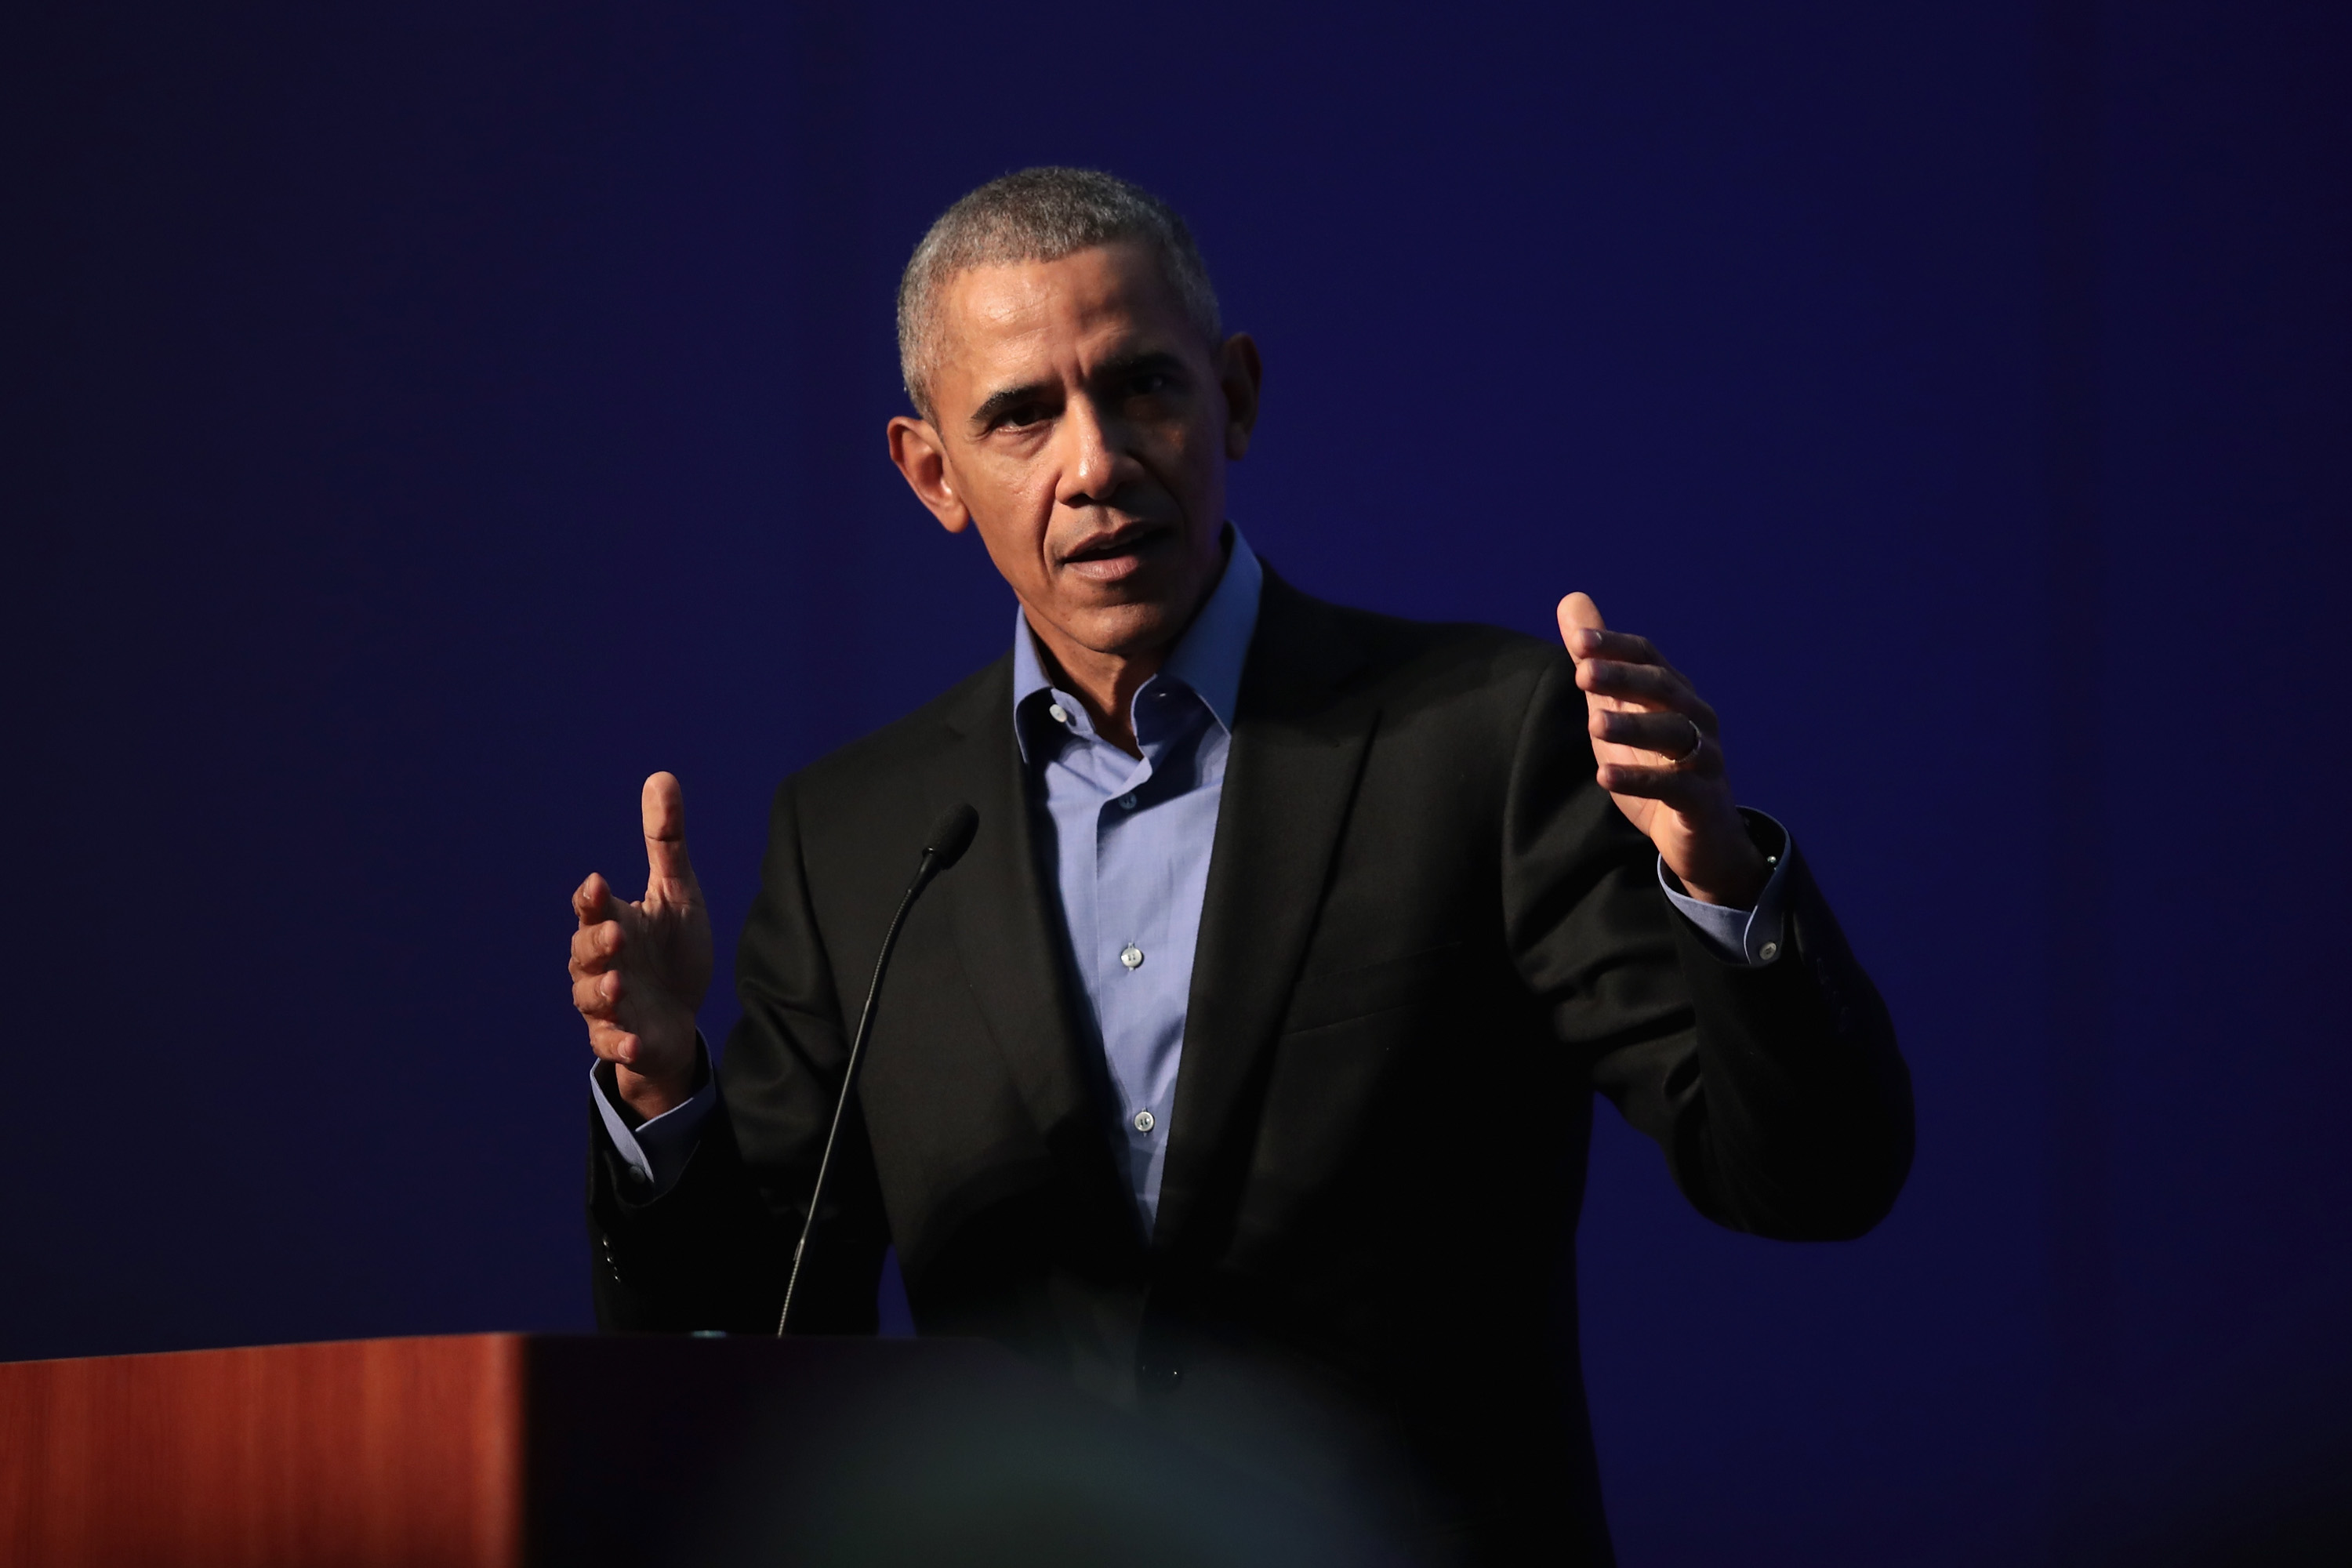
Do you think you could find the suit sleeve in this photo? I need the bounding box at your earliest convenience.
[587,778,890,1333]
[1501,650,1915,1240]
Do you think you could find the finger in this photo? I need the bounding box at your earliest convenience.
[585,1018,638,1065]
[1592,708,1715,759]
[642,771,696,890]
[1577,659,1711,719]
[1556,592,1605,661]
[573,872,613,927]
[570,919,622,975]
[586,1011,659,1070]
[574,971,621,1018]
[1567,626,1673,668]
[1594,761,1719,803]
[582,967,675,1039]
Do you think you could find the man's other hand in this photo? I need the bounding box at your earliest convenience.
[570,771,713,1118]
[1558,593,1769,908]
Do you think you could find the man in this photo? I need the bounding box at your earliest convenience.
[570,168,1911,1564]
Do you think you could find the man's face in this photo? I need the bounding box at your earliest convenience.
[889,241,1260,662]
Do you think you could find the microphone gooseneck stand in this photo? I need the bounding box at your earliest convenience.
[775,802,977,1336]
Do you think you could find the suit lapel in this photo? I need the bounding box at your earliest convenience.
[931,659,1134,1228]
[1154,574,1377,1263]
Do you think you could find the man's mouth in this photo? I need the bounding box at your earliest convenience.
[1060,521,1171,583]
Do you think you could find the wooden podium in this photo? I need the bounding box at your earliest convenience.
[0,1332,1358,1567]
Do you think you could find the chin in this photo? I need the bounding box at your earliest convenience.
[1065,598,1189,659]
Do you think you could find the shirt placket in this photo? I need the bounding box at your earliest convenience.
[1091,745,1159,1126]
[1041,681,1197,1221]
[1109,691,1210,1213]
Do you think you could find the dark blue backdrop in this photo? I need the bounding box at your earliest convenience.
[8,3,2347,1563]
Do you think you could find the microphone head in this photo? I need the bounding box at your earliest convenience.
[924,802,979,871]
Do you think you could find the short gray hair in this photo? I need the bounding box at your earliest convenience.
[896,167,1223,422]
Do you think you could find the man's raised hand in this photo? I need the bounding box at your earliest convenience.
[1557,593,1769,908]
[570,772,713,1119]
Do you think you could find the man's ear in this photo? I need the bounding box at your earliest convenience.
[887,415,971,533]
[1218,332,1264,461]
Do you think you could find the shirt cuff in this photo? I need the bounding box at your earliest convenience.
[590,1033,717,1198]
[1657,809,1793,967]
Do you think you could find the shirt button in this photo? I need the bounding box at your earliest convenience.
[1759,941,1780,962]
[1118,793,1138,810]
[1133,1109,1156,1133]
[1047,702,1069,724]
[1120,944,1144,970]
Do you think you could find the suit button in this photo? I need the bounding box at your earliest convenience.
[1759,941,1779,962]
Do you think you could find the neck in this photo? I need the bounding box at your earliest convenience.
[1025,623,1164,757]
[1023,528,1233,757]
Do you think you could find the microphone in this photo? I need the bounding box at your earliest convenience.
[776,802,978,1335]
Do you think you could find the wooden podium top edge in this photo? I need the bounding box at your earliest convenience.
[0,1330,543,1370]
[0,1330,977,1371]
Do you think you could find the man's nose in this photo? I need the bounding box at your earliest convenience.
[1053,396,1134,509]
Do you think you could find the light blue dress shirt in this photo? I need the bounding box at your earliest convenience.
[596,528,1793,1226]
[1006,530,1263,1226]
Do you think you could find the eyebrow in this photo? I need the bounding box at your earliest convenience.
[965,350,1192,431]
[1095,349,1189,387]
[969,379,1056,431]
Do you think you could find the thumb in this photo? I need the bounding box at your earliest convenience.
[641,771,698,892]
[1556,591,1606,661]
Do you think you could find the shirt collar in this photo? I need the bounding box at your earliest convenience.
[1011,525,1264,758]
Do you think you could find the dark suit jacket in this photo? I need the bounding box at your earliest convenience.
[588,570,1913,1565]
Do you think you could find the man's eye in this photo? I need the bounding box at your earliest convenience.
[1129,372,1171,397]
[996,405,1047,430]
